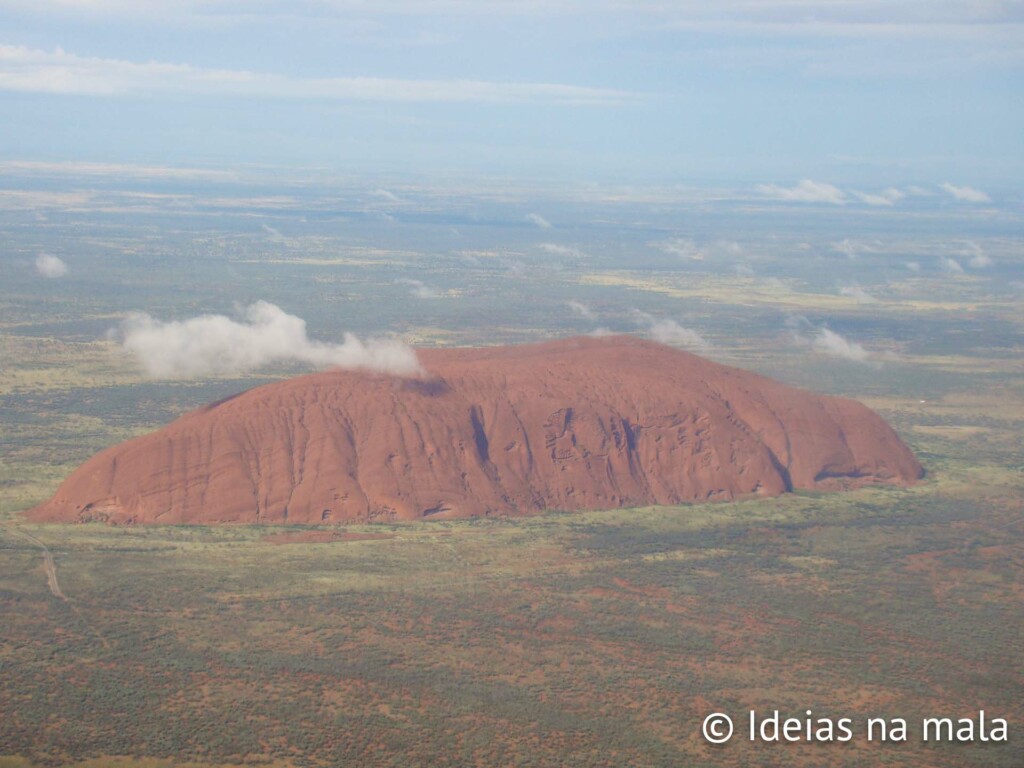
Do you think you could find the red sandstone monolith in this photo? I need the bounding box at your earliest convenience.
[28,336,922,524]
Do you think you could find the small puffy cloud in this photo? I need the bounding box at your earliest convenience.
[758,179,846,205]
[653,237,704,260]
[539,243,586,260]
[784,314,811,332]
[716,240,745,257]
[539,243,573,255]
[940,256,964,273]
[567,300,597,321]
[789,317,875,364]
[117,301,422,378]
[525,212,552,229]
[839,285,877,304]
[812,328,870,362]
[260,222,295,247]
[649,319,710,350]
[853,188,905,206]
[831,238,873,259]
[653,238,745,262]
[906,261,921,272]
[940,182,991,203]
[397,278,441,298]
[632,309,710,351]
[959,241,993,269]
[34,252,68,278]
[503,258,526,276]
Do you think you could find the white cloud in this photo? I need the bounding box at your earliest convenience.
[525,212,552,229]
[839,285,877,304]
[369,188,401,202]
[832,240,859,259]
[0,44,635,105]
[632,310,710,351]
[715,240,745,257]
[959,241,994,268]
[539,243,583,258]
[939,256,964,273]
[34,252,68,278]
[652,237,704,260]
[906,261,921,272]
[397,278,441,298]
[831,239,877,259]
[940,182,991,203]
[757,179,846,204]
[652,238,747,262]
[648,319,710,350]
[567,300,597,321]
[261,222,298,248]
[784,314,811,331]
[503,258,526,276]
[260,221,303,248]
[812,328,870,363]
[789,317,875,364]
[853,187,905,206]
[117,301,422,378]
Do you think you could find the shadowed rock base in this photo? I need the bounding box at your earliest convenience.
[28,336,923,524]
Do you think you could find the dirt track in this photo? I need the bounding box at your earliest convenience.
[41,549,66,600]
[11,529,67,600]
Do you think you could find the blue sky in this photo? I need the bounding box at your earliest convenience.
[0,1,1021,186]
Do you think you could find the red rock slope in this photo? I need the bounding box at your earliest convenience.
[27,336,922,524]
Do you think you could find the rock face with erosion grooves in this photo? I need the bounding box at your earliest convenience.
[28,336,923,524]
